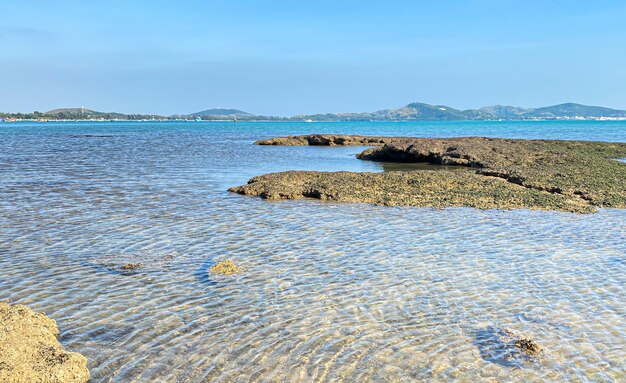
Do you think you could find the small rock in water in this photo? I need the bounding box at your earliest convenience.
[474,326,543,368]
[515,338,542,355]
[120,263,142,270]
[209,260,241,275]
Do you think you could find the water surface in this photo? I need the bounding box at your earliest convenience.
[1,120,625,382]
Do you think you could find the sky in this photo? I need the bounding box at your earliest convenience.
[1,0,626,116]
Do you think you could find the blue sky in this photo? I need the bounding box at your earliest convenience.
[1,0,625,115]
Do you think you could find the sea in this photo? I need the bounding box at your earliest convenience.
[1,120,625,382]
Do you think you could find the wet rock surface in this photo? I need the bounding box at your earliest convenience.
[231,135,626,212]
[229,170,595,212]
[256,134,402,146]
[515,338,542,355]
[120,263,143,270]
[0,302,89,383]
[209,260,241,276]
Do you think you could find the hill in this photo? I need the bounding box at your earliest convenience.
[187,108,255,118]
[522,103,626,118]
[3,102,626,121]
[291,102,626,121]
[45,108,98,115]
[472,105,530,119]
[373,102,468,120]
[43,108,128,119]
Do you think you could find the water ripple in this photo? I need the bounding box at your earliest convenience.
[1,122,625,382]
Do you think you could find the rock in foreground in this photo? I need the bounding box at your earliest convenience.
[0,302,89,383]
[230,135,626,213]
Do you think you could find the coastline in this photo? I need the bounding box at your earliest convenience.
[3,117,626,123]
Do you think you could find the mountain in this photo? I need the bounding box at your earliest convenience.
[521,103,626,118]
[291,102,626,121]
[373,102,468,120]
[46,108,98,115]
[187,108,255,118]
[4,102,626,121]
[44,108,136,119]
[474,105,531,119]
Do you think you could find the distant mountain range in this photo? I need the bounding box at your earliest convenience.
[187,102,626,121]
[288,102,626,121]
[2,102,626,121]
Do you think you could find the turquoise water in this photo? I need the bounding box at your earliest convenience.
[1,120,625,382]
[5,119,626,141]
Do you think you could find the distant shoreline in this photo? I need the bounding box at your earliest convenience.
[3,117,626,123]
[3,102,626,123]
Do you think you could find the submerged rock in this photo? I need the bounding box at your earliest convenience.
[120,263,143,270]
[0,302,89,383]
[474,326,543,368]
[209,260,241,276]
[230,135,626,213]
[92,250,179,274]
[515,338,542,356]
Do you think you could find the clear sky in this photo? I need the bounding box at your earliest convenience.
[1,0,625,115]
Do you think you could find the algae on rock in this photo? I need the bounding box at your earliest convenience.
[120,263,143,270]
[209,260,242,275]
[230,135,626,213]
[0,302,90,383]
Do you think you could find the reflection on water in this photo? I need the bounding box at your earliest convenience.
[0,121,625,382]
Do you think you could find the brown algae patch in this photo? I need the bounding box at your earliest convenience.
[515,338,542,356]
[209,260,242,276]
[0,302,90,383]
[120,263,143,270]
[230,135,626,213]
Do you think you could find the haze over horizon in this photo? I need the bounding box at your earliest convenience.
[2,0,625,116]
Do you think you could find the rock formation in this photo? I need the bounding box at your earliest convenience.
[230,135,626,213]
[0,302,89,383]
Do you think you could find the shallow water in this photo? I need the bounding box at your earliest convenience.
[1,121,625,382]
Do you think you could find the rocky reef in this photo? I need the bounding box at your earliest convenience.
[230,135,626,213]
[256,134,402,146]
[0,302,89,383]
